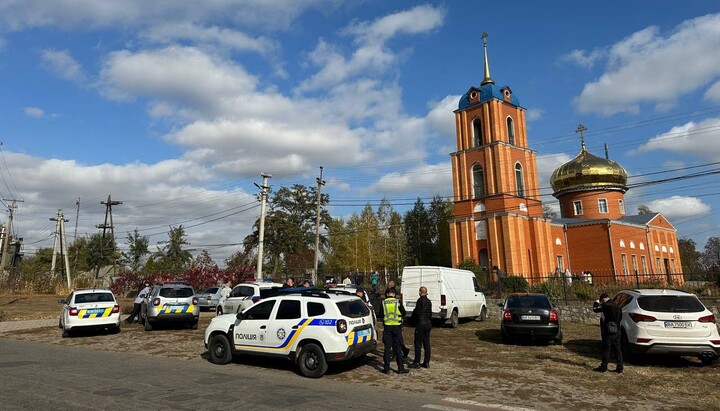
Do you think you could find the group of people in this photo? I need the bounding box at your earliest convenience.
[281,278,313,288]
[380,281,431,374]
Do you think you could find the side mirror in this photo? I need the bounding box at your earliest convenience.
[497,302,504,308]
[58,299,66,304]
[236,312,245,321]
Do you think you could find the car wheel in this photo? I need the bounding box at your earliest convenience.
[297,343,328,378]
[144,318,153,331]
[479,306,487,322]
[111,325,121,334]
[190,320,199,330]
[208,334,233,365]
[62,328,70,338]
[700,355,718,366]
[449,309,459,328]
[216,306,224,316]
[554,338,563,345]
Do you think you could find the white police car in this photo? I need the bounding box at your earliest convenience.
[204,289,377,378]
[216,281,283,316]
[59,289,121,337]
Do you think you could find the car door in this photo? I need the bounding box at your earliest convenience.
[266,298,303,354]
[233,299,276,352]
[61,292,74,327]
[224,285,255,313]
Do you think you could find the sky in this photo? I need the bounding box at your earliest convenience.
[1,0,720,265]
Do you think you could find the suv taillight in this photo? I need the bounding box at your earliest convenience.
[629,313,656,322]
[192,297,199,305]
[152,298,161,306]
[549,309,558,322]
[69,307,78,316]
[336,319,347,333]
[111,305,120,314]
[251,296,261,303]
[699,314,716,323]
[440,294,446,307]
[503,309,512,321]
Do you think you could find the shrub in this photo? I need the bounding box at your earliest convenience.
[502,275,528,293]
[531,280,563,301]
[457,259,488,289]
[571,281,594,301]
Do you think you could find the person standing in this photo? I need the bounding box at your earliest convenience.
[385,280,410,358]
[282,278,295,288]
[592,292,624,373]
[382,289,408,374]
[409,286,432,369]
[125,281,151,324]
[371,271,380,293]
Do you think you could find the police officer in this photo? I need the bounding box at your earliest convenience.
[385,281,410,358]
[125,281,150,324]
[382,288,408,374]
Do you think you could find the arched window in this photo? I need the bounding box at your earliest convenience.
[507,117,515,145]
[514,163,525,197]
[472,117,482,147]
[472,165,485,199]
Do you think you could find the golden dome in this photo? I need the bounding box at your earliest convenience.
[550,146,628,197]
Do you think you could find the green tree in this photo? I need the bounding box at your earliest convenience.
[386,211,406,278]
[68,236,91,273]
[86,232,117,271]
[154,225,193,274]
[121,229,149,272]
[18,247,53,276]
[677,238,702,275]
[637,204,654,215]
[325,217,354,275]
[429,195,453,267]
[244,184,330,278]
[404,198,434,265]
[702,237,720,272]
[225,249,254,269]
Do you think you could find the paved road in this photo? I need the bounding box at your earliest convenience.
[0,338,529,411]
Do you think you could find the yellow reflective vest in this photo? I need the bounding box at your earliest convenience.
[383,298,402,326]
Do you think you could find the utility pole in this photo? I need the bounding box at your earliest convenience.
[50,209,71,288]
[72,197,80,272]
[255,173,271,281]
[94,195,122,280]
[312,166,325,286]
[1,198,23,274]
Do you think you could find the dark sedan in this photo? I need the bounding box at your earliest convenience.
[499,293,562,345]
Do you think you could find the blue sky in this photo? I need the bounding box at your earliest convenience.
[1,1,720,263]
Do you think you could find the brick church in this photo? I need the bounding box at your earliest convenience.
[448,35,682,284]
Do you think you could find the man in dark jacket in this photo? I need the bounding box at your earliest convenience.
[409,286,432,368]
[592,292,623,373]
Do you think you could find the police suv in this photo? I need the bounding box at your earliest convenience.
[139,282,200,331]
[216,281,283,316]
[204,289,377,378]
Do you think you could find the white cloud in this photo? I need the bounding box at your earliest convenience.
[645,196,710,219]
[23,107,45,118]
[297,5,445,92]
[559,48,605,69]
[574,13,720,116]
[140,22,276,56]
[704,80,720,103]
[536,153,572,198]
[526,108,543,122]
[426,95,458,139]
[40,49,86,84]
[368,163,452,196]
[631,118,720,159]
[0,0,333,31]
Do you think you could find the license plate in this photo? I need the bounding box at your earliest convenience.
[357,329,370,337]
[664,321,692,329]
[85,308,105,314]
[405,302,415,308]
[520,315,540,321]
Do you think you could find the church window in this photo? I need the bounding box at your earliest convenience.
[621,254,628,275]
[654,244,659,252]
[507,117,515,145]
[631,255,638,274]
[630,241,635,249]
[619,240,626,248]
[598,199,608,213]
[639,242,645,250]
[618,199,625,215]
[641,256,648,274]
[669,246,674,254]
[472,117,482,147]
[661,245,667,253]
[670,259,676,273]
[573,200,583,216]
[472,165,485,199]
[514,163,525,197]
[555,237,562,246]
[556,255,564,271]
[656,257,662,273]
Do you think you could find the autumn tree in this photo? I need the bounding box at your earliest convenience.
[121,229,149,272]
[153,225,193,274]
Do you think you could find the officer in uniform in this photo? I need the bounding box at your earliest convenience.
[382,289,409,374]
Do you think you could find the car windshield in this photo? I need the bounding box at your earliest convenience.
[506,295,551,309]
[75,293,114,303]
[202,287,219,294]
[259,287,281,299]
[159,287,195,298]
[637,295,705,313]
[336,300,370,318]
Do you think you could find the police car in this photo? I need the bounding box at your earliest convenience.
[59,289,121,337]
[204,289,377,378]
[139,282,200,331]
[215,281,283,316]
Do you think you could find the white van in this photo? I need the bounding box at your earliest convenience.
[400,266,487,328]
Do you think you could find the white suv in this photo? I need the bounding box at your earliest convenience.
[216,281,283,316]
[613,289,720,364]
[204,289,377,378]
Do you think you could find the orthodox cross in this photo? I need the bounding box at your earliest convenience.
[575,124,587,149]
